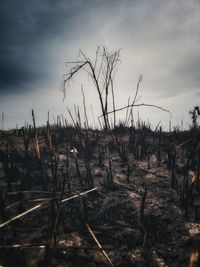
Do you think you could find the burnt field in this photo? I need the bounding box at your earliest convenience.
[0,121,200,267]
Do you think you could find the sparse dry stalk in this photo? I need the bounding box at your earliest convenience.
[31,109,45,189]
[22,126,30,189]
[0,191,7,221]
[148,153,150,170]
[81,86,89,130]
[157,126,162,165]
[139,187,148,247]
[74,148,84,188]
[68,108,93,187]
[63,47,121,130]
[86,223,114,266]
[111,79,116,128]
[127,163,130,183]
[32,109,40,160]
[51,151,59,192]
[107,147,113,184]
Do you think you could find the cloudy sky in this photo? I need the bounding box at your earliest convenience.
[0,0,200,129]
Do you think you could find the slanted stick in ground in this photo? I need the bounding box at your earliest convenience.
[0,201,48,229]
[0,187,98,229]
[61,187,97,203]
[86,223,114,267]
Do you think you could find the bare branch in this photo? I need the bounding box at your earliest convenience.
[126,75,142,126]
[62,47,121,130]
[99,103,172,119]
[0,187,98,229]
[62,61,89,100]
[79,49,89,61]
[94,46,100,71]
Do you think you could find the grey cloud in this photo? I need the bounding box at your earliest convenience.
[1,0,200,129]
[0,0,90,94]
[174,55,200,87]
[0,0,137,94]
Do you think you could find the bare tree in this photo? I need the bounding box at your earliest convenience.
[62,47,120,130]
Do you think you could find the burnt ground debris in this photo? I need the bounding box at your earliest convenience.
[0,125,200,267]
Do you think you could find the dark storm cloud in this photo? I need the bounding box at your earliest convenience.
[0,0,91,94]
[0,0,129,94]
[0,61,35,90]
[0,0,136,95]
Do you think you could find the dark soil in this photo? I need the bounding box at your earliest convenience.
[0,127,200,267]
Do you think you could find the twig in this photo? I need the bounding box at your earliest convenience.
[126,75,142,126]
[111,78,116,128]
[176,138,193,148]
[0,243,46,249]
[0,201,48,229]
[86,223,114,266]
[61,187,97,203]
[91,105,96,129]
[99,103,172,119]
[0,188,98,229]
[5,198,50,210]
[81,85,89,129]
[0,243,127,251]
[139,188,148,247]
[125,97,130,126]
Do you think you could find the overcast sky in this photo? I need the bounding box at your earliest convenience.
[0,0,200,129]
